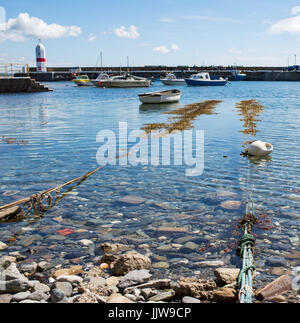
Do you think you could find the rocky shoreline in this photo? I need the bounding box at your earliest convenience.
[0,243,297,304]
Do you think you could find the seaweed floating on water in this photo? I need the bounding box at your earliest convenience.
[141,100,222,134]
[234,99,265,138]
[1,136,28,145]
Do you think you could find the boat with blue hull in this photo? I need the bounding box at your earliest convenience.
[230,70,246,81]
[185,73,228,86]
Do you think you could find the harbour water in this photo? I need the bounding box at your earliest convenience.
[0,81,299,299]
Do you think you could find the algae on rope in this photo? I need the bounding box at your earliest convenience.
[142,100,222,134]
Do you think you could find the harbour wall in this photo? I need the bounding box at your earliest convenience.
[0,77,52,93]
[13,70,300,82]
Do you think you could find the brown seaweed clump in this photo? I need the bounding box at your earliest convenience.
[142,100,222,134]
[234,99,265,137]
[1,136,28,145]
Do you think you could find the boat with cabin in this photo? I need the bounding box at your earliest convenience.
[91,73,112,88]
[161,73,186,86]
[230,70,246,81]
[185,73,228,86]
[104,73,151,88]
[73,75,92,86]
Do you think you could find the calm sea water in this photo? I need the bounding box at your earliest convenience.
[0,81,299,291]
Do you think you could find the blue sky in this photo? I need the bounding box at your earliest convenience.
[1,0,300,67]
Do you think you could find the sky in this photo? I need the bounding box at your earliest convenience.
[1,0,300,67]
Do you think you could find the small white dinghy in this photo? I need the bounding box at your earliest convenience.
[139,89,182,104]
[247,140,273,157]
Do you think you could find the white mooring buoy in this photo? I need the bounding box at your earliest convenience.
[247,140,273,157]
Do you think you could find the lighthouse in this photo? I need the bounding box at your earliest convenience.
[36,40,47,72]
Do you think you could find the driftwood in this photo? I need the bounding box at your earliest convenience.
[0,166,103,217]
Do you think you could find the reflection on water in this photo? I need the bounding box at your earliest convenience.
[248,155,273,166]
[39,106,49,125]
[234,99,265,138]
[139,102,182,114]
[0,82,299,296]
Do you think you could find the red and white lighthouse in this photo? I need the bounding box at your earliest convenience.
[36,40,47,72]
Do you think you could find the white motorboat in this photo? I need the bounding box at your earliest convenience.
[185,73,228,86]
[139,89,182,104]
[91,73,112,88]
[103,73,151,88]
[161,73,186,86]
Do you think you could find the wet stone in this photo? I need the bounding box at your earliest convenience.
[182,296,201,304]
[55,282,73,297]
[0,294,13,303]
[266,256,287,267]
[51,289,69,303]
[117,195,147,206]
[179,242,199,253]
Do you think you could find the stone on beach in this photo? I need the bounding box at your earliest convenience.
[173,278,216,299]
[52,266,83,279]
[212,288,238,303]
[214,268,240,286]
[255,275,293,301]
[157,227,189,234]
[220,200,242,210]
[110,252,151,276]
[117,195,147,205]
[55,282,73,297]
[192,260,225,268]
[56,275,83,286]
[107,293,135,303]
[182,296,201,303]
[148,290,175,302]
[51,289,69,303]
[117,270,152,289]
[0,242,8,252]
[0,206,22,222]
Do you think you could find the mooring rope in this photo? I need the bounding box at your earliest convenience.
[0,166,103,214]
[237,159,257,303]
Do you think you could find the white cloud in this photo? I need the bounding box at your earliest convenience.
[88,33,97,42]
[171,43,180,53]
[291,6,300,15]
[268,8,300,34]
[153,45,170,54]
[114,25,140,39]
[0,12,82,42]
[153,43,181,54]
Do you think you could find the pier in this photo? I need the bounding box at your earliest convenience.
[13,66,300,82]
[0,77,52,93]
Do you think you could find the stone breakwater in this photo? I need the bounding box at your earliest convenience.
[0,245,297,303]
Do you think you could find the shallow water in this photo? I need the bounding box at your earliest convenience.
[0,81,299,295]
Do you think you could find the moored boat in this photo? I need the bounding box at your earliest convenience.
[91,73,112,88]
[104,73,151,88]
[73,75,92,86]
[230,70,246,81]
[139,89,182,104]
[161,73,186,86]
[185,73,228,86]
